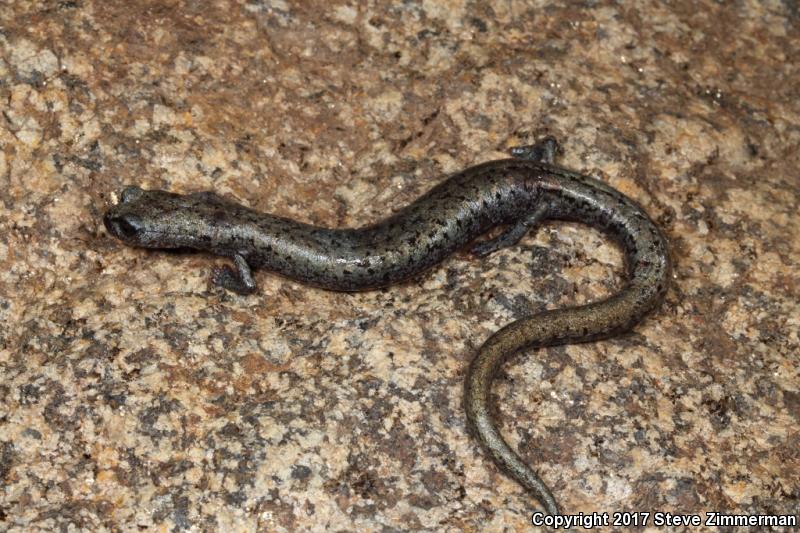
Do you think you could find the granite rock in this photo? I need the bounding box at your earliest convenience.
[1,1,798,531]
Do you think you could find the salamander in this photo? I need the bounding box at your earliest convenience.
[104,137,670,516]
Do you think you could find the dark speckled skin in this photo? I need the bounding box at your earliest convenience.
[103,140,670,517]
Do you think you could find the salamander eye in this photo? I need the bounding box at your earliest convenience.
[117,216,142,237]
[104,213,144,240]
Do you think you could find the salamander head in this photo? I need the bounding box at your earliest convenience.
[104,185,229,249]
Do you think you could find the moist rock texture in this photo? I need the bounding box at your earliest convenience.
[1,2,798,531]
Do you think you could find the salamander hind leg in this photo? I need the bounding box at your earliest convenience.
[510,136,561,164]
[212,253,257,295]
[471,204,547,257]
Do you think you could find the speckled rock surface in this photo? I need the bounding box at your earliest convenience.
[1,1,798,531]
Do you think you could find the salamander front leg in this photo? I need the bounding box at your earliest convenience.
[471,204,547,257]
[471,137,560,258]
[213,253,257,295]
[510,136,560,164]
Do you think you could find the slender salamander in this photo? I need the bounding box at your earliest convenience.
[104,137,670,516]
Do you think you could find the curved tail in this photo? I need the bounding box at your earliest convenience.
[464,286,659,515]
